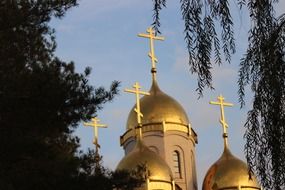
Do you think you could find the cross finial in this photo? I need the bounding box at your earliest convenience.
[210,95,233,147]
[138,27,164,80]
[83,117,107,152]
[125,82,150,140]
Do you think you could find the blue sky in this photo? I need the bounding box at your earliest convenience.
[51,1,285,188]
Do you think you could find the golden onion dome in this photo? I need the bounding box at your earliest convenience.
[126,80,189,130]
[117,140,173,181]
[202,147,260,190]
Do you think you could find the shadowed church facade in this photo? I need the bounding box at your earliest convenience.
[112,27,261,190]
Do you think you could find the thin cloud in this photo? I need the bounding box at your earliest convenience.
[212,66,236,81]
[74,0,145,21]
[173,47,188,72]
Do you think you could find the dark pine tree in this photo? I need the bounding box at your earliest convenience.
[0,1,119,190]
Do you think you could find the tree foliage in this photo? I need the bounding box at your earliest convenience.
[77,149,144,190]
[0,1,120,189]
[238,1,285,189]
[152,0,285,189]
[152,0,235,96]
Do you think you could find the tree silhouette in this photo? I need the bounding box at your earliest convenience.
[0,1,119,189]
[152,0,285,189]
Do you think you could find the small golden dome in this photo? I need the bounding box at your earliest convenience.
[202,147,260,190]
[126,80,189,130]
[117,140,173,181]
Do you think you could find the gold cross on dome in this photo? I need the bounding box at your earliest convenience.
[210,95,233,135]
[83,117,107,150]
[138,27,165,71]
[125,82,150,125]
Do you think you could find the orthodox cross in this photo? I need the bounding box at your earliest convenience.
[125,82,150,139]
[210,95,233,135]
[83,117,107,154]
[138,27,164,73]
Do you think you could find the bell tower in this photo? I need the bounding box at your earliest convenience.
[119,27,198,190]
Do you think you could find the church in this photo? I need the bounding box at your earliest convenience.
[93,27,261,190]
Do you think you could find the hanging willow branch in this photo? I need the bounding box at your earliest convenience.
[152,0,166,34]
[239,3,285,188]
[152,0,285,190]
[152,0,235,96]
